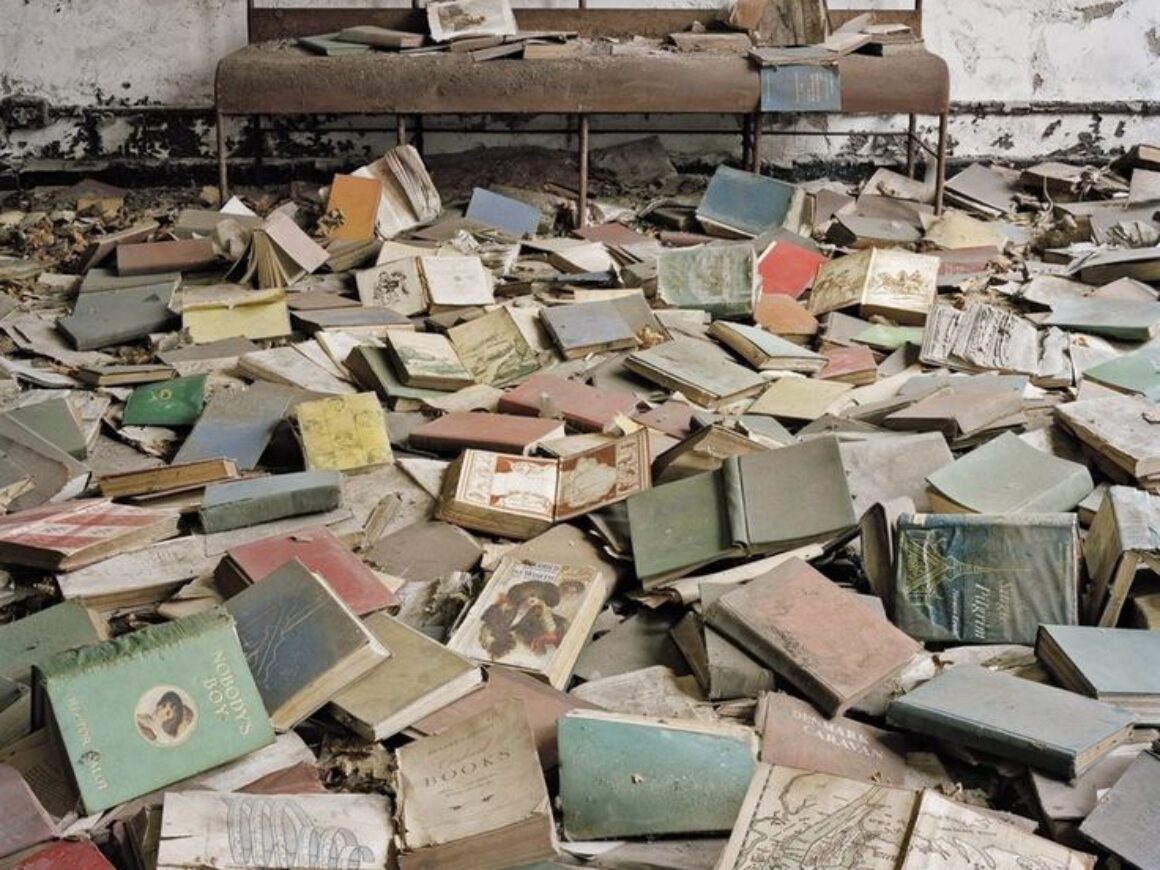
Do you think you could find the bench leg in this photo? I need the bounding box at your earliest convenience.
[577,114,590,229]
[906,114,918,179]
[750,111,763,173]
[934,112,949,215]
[741,115,751,169]
[413,116,425,156]
[217,111,229,200]
[396,116,407,147]
[253,115,263,182]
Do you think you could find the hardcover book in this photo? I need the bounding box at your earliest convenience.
[465,187,541,237]
[115,238,216,276]
[717,764,916,870]
[227,211,329,289]
[755,692,909,786]
[925,431,1094,514]
[122,374,207,427]
[706,558,919,716]
[180,285,292,345]
[198,471,343,534]
[97,458,239,499]
[0,601,107,685]
[1036,625,1160,724]
[696,166,800,238]
[295,392,394,472]
[886,664,1137,779]
[225,560,389,731]
[757,239,829,299]
[0,765,55,860]
[656,245,759,318]
[420,255,495,309]
[356,257,427,316]
[558,710,758,839]
[624,337,767,409]
[395,700,556,870]
[437,433,650,539]
[0,499,180,572]
[387,331,475,390]
[1083,485,1160,627]
[324,174,382,242]
[328,613,482,741]
[708,321,826,372]
[497,373,637,432]
[57,283,178,350]
[409,412,564,455]
[216,525,398,616]
[540,301,639,359]
[893,512,1079,644]
[3,840,115,870]
[156,791,392,870]
[35,607,274,813]
[447,558,605,689]
[174,382,296,471]
[1078,750,1160,870]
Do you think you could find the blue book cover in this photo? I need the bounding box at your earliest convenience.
[696,166,798,237]
[893,513,1079,644]
[761,65,842,112]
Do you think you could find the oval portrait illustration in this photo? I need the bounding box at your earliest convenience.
[134,685,198,747]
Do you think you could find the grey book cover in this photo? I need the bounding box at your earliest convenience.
[541,301,637,358]
[225,560,383,727]
[696,166,798,237]
[58,284,177,350]
[887,664,1136,779]
[1037,625,1160,699]
[464,187,541,237]
[893,513,1078,644]
[199,470,342,533]
[1079,750,1160,869]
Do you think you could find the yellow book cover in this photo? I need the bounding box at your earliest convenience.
[296,393,394,472]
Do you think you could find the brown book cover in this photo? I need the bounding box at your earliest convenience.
[325,174,382,242]
[216,525,398,615]
[754,293,819,342]
[96,458,239,499]
[409,412,565,455]
[115,238,217,276]
[364,521,483,582]
[755,692,909,785]
[818,345,878,384]
[705,558,919,716]
[498,373,637,432]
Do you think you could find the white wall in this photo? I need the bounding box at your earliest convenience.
[1,0,1158,167]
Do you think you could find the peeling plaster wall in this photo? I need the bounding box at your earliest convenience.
[1,0,1159,171]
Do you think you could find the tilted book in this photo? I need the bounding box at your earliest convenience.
[447,558,605,689]
[656,244,759,319]
[886,664,1136,779]
[705,558,919,717]
[35,607,274,813]
[0,601,107,685]
[225,560,389,731]
[1036,625,1160,725]
[1078,750,1160,870]
[893,512,1079,644]
[395,700,556,870]
[558,709,758,839]
[295,392,394,473]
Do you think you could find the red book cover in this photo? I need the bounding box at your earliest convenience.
[498,374,636,433]
[757,241,828,299]
[218,526,397,615]
[6,840,114,870]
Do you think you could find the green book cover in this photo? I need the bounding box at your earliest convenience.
[122,374,207,426]
[558,710,758,839]
[0,601,107,684]
[36,607,274,813]
[1083,346,1160,402]
[198,470,342,533]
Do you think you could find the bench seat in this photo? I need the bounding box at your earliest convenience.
[216,41,949,117]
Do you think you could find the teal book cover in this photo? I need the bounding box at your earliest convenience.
[122,374,207,426]
[893,513,1078,644]
[696,165,797,237]
[36,607,274,813]
[558,710,758,839]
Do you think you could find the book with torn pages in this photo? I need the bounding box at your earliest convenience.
[656,244,760,319]
[920,303,1040,375]
[887,664,1136,779]
[355,145,442,239]
[893,512,1080,644]
[328,612,483,741]
[1055,396,1160,491]
[809,248,939,325]
[180,284,291,344]
[388,330,475,390]
[421,255,496,310]
[625,337,767,409]
[35,607,274,813]
[0,499,180,572]
[225,559,389,731]
[1082,485,1160,627]
[395,700,557,870]
[899,789,1095,870]
[447,558,605,689]
[228,211,329,289]
[427,0,518,42]
[717,764,916,870]
[705,558,919,716]
[157,791,391,869]
[437,432,650,538]
[1037,625,1160,725]
[295,392,394,472]
[558,710,758,839]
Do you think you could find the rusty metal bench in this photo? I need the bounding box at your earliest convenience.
[215,2,950,222]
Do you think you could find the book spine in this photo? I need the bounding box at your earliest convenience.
[886,702,1075,779]
[720,460,749,551]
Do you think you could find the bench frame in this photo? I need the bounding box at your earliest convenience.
[217,1,948,221]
